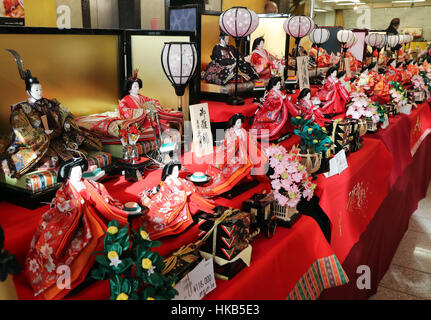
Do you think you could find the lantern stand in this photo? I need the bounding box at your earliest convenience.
[228,37,244,106]
[309,27,330,84]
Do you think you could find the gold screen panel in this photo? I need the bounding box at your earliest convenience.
[201,15,220,71]
[250,18,287,59]
[130,35,190,117]
[0,33,119,134]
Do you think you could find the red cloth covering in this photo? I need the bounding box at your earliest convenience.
[409,101,431,156]
[205,216,348,300]
[366,114,413,187]
[321,133,431,299]
[314,138,393,263]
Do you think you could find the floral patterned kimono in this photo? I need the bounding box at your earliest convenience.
[1,98,102,179]
[385,66,402,83]
[76,94,183,144]
[318,76,349,115]
[250,89,296,140]
[370,77,391,105]
[198,128,267,198]
[250,48,280,78]
[297,99,326,126]
[141,176,214,240]
[201,44,259,85]
[24,179,130,300]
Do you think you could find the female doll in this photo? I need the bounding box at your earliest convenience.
[199,114,268,198]
[140,161,214,240]
[318,67,349,115]
[250,36,282,78]
[296,88,326,126]
[201,31,259,85]
[1,50,102,179]
[24,157,130,300]
[385,59,402,83]
[250,77,297,140]
[75,70,183,143]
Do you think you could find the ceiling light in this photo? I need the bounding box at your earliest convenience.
[392,0,425,2]
[323,0,360,2]
[314,8,329,12]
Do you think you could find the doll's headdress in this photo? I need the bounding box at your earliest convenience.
[6,49,39,91]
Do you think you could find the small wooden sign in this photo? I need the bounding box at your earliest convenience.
[189,103,214,157]
[296,56,310,91]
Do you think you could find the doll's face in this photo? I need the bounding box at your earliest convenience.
[29,83,43,101]
[391,61,396,67]
[170,165,179,179]
[129,81,140,95]
[274,81,281,91]
[69,165,83,183]
[306,92,311,100]
[330,70,337,78]
[221,36,229,46]
[258,40,264,50]
[234,118,242,129]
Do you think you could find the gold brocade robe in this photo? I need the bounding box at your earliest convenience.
[1,98,102,178]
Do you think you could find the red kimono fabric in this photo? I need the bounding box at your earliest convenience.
[250,49,280,79]
[318,76,349,115]
[24,179,130,300]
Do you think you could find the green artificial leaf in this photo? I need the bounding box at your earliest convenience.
[95,255,110,267]
[110,274,122,296]
[121,278,132,294]
[89,268,108,281]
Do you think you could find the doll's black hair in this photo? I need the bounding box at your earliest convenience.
[368,62,377,70]
[219,30,228,40]
[387,58,395,66]
[337,70,346,79]
[58,157,89,182]
[227,113,245,130]
[326,66,338,78]
[396,61,403,68]
[161,161,182,182]
[349,75,358,83]
[266,76,282,92]
[124,77,143,93]
[252,36,265,51]
[25,77,40,93]
[298,88,312,101]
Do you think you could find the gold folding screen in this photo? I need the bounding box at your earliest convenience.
[0,33,119,134]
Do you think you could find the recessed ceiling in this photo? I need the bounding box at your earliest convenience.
[315,0,431,10]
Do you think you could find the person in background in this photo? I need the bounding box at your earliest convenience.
[264,1,278,13]
[386,18,402,51]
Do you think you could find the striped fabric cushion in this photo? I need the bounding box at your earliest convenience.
[87,151,112,169]
[25,170,58,192]
[136,140,157,155]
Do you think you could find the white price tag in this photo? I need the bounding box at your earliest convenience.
[382,114,389,129]
[324,150,348,178]
[173,258,216,300]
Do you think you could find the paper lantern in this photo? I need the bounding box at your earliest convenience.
[343,33,357,49]
[309,28,330,45]
[387,35,400,48]
[365,33,385,49]
[283,15,314,39]
[219,7,259,38]
[376,34,387,49]
[337,29,354,44]
[161,42,197,109]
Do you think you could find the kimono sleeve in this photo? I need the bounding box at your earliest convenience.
[10,107,47,146]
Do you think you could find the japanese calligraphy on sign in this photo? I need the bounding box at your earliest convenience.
[190,103,214,157]
[296,56,310,91]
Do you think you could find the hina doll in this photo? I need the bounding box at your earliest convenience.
[318,67,349,115]
[75,70,183,143]
[202,31,259,85]
[296,88,326,126]
[385,59,402,83]
[24,157,131,300]
[250,36,282,78]
[250,77,297,140]
[199,114,268,198]
[140,161,215,240]
[1,50,102,179]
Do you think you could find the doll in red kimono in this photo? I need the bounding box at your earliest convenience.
[250,77,297,140]
[199,114,268,198]
[296,88,326,126]
[76,70,183,143]
[318,67,349,115]
[24,157,131,300]
[141,161,214,240]
[385,59,402,83]
[250,37,282,78]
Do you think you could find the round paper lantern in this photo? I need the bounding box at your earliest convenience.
[376,34,387,49]
[343,33,357,49]
[337,29,354,44]
[283,15,314,39]
[219,7,259,38]
[161,42,197,97]
[387,35,400,48]
[309,28,330,45]
[365,33,385,48]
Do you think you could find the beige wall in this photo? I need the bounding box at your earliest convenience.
[141,0,164,30]
[55,0,83,28]
[314,11,336,27]
[222,0,267,13]
[343,6,431,40]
